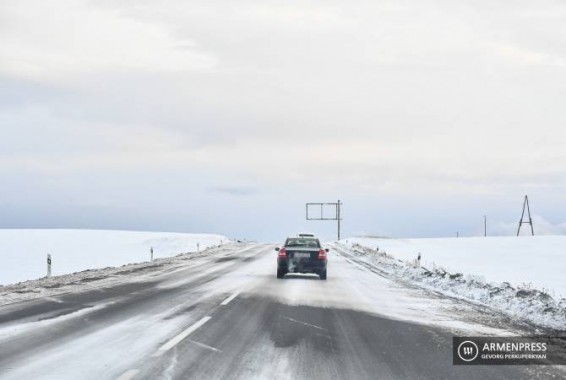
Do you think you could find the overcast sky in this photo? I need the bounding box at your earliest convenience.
[1,0,565,241]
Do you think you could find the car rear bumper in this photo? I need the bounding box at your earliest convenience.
[277,258,326,273]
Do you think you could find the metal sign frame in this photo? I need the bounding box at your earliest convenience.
[306,200,342,240]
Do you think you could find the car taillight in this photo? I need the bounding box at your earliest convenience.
[278,248,287,258]
[318,249,327,260]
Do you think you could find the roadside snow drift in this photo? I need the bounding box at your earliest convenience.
[341,236,566,330]
[345,236,566,299]
[0,229,229,286]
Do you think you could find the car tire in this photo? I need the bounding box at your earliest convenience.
[320,269,327,280]
[277,269,285,279]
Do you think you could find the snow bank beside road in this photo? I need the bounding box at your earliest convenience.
[345,236,566,299]
[340,236,566,330]
[0,229,229,286]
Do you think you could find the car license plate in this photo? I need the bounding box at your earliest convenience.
[294,252,310,259]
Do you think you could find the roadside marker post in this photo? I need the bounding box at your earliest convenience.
[47,254,52,278]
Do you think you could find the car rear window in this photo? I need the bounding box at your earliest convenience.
[285,238,320,248]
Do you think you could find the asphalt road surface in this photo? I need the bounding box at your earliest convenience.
[0,243,563,379]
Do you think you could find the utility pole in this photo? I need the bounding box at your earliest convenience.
[517,195,535,236]
[484,215,487,237]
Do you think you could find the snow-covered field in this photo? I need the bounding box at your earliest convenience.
[0,229,229,286]
[341,236,566,330]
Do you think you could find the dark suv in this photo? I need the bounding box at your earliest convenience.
[275,237,328,280]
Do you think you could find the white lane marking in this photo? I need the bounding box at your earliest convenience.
[188,339,222,353]
[282,316,326,331]
[153,316,212,356]
[220,291,240,306]
[116,369,140,380]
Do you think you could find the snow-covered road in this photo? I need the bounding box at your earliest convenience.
[0,243,562,379]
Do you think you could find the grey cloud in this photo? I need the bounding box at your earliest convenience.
[1,0,566,239]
